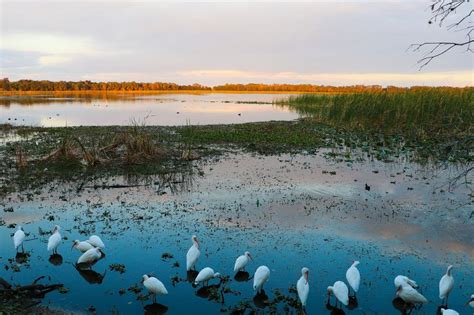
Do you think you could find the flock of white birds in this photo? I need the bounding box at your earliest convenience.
[12,226,474,314]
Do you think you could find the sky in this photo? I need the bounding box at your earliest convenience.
[0,0,473,87]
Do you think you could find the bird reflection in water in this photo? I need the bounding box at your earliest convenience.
[195,282,223,302]
[186,270,199,283]
[144,302,168,315]
[392,297,415,315]
[347,295,358,310]
[15,252,30,264]
[234,271,251,282]
[75,264,106,284]
[48,253,63,266]
[253,290,270,309]
[325,300,346,315]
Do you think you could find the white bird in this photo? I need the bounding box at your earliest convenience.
[465,294,474,308]
[86,235,105,249]
[47,225,62,254]
[297,267,309,308]
[194,267,221,286]
[142,275,168,303]
[234,251,252,272]
[394,275,418,288]
[253,265,270,294]
[396,285,428,305]
[13,226,26,252]
[346,260,360,295]
[186,235,200,271]
[77,247,104,265]
[440,308,459,315]
[72,240,94,253]
[439,265,454,304]
[327,281,349,307]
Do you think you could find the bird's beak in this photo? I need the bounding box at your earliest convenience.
[71,244,74,250]
[249,254,253,261]
[304,271,309,284]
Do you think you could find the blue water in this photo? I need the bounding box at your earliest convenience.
[0,153,473,314]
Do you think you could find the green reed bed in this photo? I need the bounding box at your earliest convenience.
[278,89,473,137]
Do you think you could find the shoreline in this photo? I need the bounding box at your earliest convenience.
[0,90,314,96]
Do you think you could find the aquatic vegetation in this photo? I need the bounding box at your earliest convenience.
[278,88,473,137]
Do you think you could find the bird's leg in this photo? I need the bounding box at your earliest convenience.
[22,243,25,252]
[153,294,156,303]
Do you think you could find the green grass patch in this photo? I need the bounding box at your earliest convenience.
[277,88,473,137]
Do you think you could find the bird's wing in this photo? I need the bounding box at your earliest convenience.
[13,231,25,247]
[346,267,360,292]
[439,275,453,298]
[155,279,168,294]
[234,256,245,271]
[297,277,309,304]
[47,233,60,250]
[186,246,200,270]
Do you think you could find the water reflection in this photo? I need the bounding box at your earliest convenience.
[253,290,270,309]
[15,252,29,264]
[234,271,251,282]
[1,93,297,126]
[186,270,199,283]
[48,254,63,266]
[144,302,169,315]
[195,283,223,301]
[0,153,472,314]
[347,296,358,310]
[75,266,106,285]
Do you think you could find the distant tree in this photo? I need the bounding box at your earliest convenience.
[411,0,473,68]
[0,78,10,91]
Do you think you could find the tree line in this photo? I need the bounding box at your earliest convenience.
[0,78,469,93]
[0,79,210,92]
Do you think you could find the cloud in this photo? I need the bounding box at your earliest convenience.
[1,33,98,55]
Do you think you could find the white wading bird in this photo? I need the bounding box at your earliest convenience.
[253,265,270,294]
[234,251,252,273]
[439,265,454,305]
[47,225,62,254]
[86,235,105,249]
[296,267,309,308]
[396,285,428,305]
[346,261,360,295]
[327,281,349,307]
[440,308,459,315]
[394,275,418,288]
[142,275,168,303]
[77,247,104,265]
[13,226,26,252]
[186,235,200,271]
[194,267,221,286]
[72,240,94,253]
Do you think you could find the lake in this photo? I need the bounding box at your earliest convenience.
[1,150,473,314]
[0,93,299,127]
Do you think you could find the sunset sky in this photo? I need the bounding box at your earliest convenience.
[1,0,473,86]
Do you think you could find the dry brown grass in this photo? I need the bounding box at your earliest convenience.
[15,145,27,169]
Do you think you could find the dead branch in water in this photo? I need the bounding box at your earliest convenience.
[0,276,64,310]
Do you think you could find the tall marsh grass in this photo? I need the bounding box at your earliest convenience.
[278,89,473,136]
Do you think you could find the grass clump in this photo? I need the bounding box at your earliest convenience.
[278,88,473,137]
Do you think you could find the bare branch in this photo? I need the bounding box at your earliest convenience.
[411,0,473,68]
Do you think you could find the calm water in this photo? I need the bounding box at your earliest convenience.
[0,93,298,127]
[1,152,473,314]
